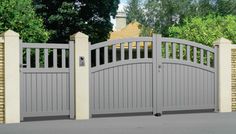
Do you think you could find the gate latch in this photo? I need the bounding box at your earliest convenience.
[158,65,161,69]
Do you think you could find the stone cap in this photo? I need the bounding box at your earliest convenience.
[213,37,232,46]
[70,32,88,40]
[2,30,19,37]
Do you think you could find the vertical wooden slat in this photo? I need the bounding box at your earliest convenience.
[118,66,123,108]
[113,45,116,62]
[124,65,128,109]
[207,51,210,67]
[187,45,190,61]
[105,46,108,64]
[194,47,197,63]
[121,43,124,61]
[132,64,137,108]
[35,48,40,68]
[42,74,47,111]
[36,74,42,112]
[62,49,66,68]
[180,44,183,60]
[96,48,100,66]
[26,48,31,68]
[109,68,114,109]
[165,42,169,59]
[172,43,176,59]
[144,42,148,58]
[128,65,132,108]
[104,69,109,110]
[53,49,57,68]
[137,64,141,108]
[200,49,204,65]
[137,42,140,59]
[99,71,104,110]
[44,49,48,68]
[114,67,118,109]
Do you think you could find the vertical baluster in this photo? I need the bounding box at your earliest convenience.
[62,49,66,68]
[144,42,148,58]
[200,49,204,65]
[35,48,40,68]
[113,44,116,62]
[165,42,169,59]
[44,49,48,68]
[187,45,190,61]
[128,42,132,59]
[180,44,183,60]
[172,43,176,59]
[20,40,23,66]
[137,42,140,59]
[194,47,197,63]
[105,46,108,64]
[207,51,210,67]
[121,43,124,61]
[96,48,100,66]
[26,48,31,68]
[53,49,57,68]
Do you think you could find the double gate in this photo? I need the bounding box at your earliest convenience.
[90,35,217,116]
[20,41,75,120]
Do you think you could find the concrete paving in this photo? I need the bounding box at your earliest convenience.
[1,112,236,134]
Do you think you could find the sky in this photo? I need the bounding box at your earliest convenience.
[111,0,128,29]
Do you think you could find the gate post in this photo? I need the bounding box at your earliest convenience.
[214,38,232,112]
[1,30,20,123]
[70,32,90,119]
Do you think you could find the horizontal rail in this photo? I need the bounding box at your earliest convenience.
[162,59,216,73]
[90,37,152,50]
[92,107,153,115]
[20,68,70,73]
[22,43,69,49]
[162,37,215,53]
[91,59,153,73]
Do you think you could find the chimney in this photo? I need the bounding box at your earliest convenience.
[115,11,127,31]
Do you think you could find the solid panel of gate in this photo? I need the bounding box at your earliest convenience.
[90,38,154,115]
[154,37,218,113]
[20,42,75,120]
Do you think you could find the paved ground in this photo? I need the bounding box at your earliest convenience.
[1,112,236,134]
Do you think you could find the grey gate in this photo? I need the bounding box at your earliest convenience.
[20,41,75,120]
[90,34,217,116]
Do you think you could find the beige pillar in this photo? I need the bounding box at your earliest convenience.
[214,38,232,112]
[70,32,90,119]
[3,30,20,123]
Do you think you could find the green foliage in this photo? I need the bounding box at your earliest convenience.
[124,0,143,23]
[33,0,119,43]
[168,15,236,47]
[140,0,236,37]
[141,0,192,36]
[0,0,49,42]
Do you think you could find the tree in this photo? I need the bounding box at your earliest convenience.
[124,0,143,23]
[0,0,49,42]
[141,0,192,36]
[140,0,236,36]
[33,0,119,43]
[168,15,236,47]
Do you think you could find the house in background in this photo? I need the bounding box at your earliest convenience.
[109,11,141,40]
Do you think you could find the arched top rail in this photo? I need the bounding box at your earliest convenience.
[161,37,215,53]
[90,37,152,50]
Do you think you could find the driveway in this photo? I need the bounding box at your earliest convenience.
[0,112,236,134]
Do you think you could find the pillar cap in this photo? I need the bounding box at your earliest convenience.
[3,30,19,37]
[213,37,232,46]
[70,32,88,40]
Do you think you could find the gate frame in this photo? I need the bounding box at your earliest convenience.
[19,41,75,120]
